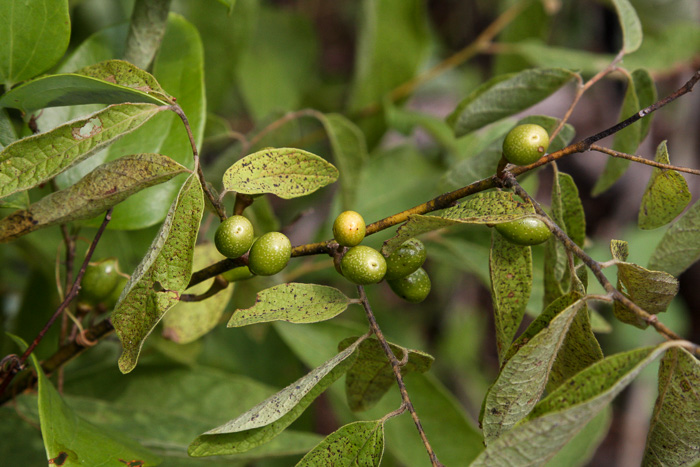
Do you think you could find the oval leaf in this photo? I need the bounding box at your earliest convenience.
[0,154,187,243]
[611,0,643,54]
[638,140,691,230]
[0,60,173,112]
[188,338,363,457]
[482,298,584,442]
[228,283,351,327]
[162,244,234,344]
[490,231,532,363]
[112,174,204,374]
[0,0,70,87]
[0,103,163,199]
[648,199,700,277]
[339,336,434,412]
[447,68,577,136]
[223,148,339,199]
[472,342,681,466]
[643,347,700,466]
[297,420,385,467]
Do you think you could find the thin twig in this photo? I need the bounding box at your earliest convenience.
[357,286,444,467]
[590,145,700,176]
[0,209,114,399]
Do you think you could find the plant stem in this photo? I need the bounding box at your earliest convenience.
[0,209,113,399]
[357,286,444,467]
[590,145,700,176]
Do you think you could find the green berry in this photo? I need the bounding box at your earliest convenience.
[333,211,366,247]
[103,275,129,309]
[495,217,551,246]
[385,238,427,280]
[79,258,120,305]
[215,215,255,259]
[341,246,387,285]
[387,267,431,303]
[502,124,550,166]
[248,232,292,276]
[222,266,254,282]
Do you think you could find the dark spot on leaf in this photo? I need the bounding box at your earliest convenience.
[49,452,69,465]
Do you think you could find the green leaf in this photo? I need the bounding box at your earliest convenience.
[0,108,17,149]
[223,148,339,199]
[7,335,161,466]
[383,192,535,255]
[0,104,163,200]
[611,0,643,54]
[112,174,204,373]
[297,420,384,467]
[545,407,611,467]
[471,343,680,466]
[50,14,206,230]
[188,338,363,456]
[347,0,430,112]
[638,141,691,230]
[0,60,173,112]
[614,258,678,328]
[489,231,532,363]
[648,199,700,277]
[592,73,642,195]
[482,298,584,443]
[448,68,577,137]
[506,40,614,77]
[631,69,657,142]
[0,0,70,87]
[339,336,434,412]
[0,154,187,243]
[643,347,700,466]
[318,113,368,210]
[162,244,234,344]
[228,283,352,327]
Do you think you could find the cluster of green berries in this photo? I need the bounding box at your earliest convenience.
[490,123,553,246]
[333,211,431,303]
[78,258,128,309]
[215,215,291,280]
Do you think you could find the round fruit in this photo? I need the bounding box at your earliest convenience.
[79,258,120,305]
[502,124,550,166]
[248,232,292,276]
[222,265,254,282]
[215,215,255,259]
[385,238,427,280]
[333,211,366,247]
[387,267,431,303]
[341,246,387,285]
[495,217,551,246]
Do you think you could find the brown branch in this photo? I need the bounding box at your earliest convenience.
[357,286,444,467]
[0,209,114,399]
[590,145,700,176]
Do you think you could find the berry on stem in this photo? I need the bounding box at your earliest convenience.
[385,238,427,280]
[248,232,292,276]
[215,215,255,259]
[341,246,387,285]
[388,267,431,303]
[495,217,551,245]
[502,124,550,166]
[333,211,366,247]
[79,258,121,305]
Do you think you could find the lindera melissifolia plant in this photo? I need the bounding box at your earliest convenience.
[1,1,700,466]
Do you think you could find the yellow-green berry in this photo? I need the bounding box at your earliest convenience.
[495,217,551,246]
[333,211,366,247]
[387,267,431,303]
[79,258,121,305]
[502,124,550,166]
[248,232,292,276]
[215,215,255,259]
[385,238,427,280]
[340,246,387,285]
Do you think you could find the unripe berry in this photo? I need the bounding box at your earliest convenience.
[79,258,120,305]
[387,267,431,303]
[103,275,129,309]
[495,217,551,246]
[333,211,366,247]
[248,232,292,276]
[215,215,255,259]
[502,124,550,166]
[341,246,387,285]
[385,238,427,280]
